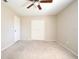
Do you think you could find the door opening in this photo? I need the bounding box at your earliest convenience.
[31,20,45,40]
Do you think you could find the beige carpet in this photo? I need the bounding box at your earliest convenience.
[2,40,77,59]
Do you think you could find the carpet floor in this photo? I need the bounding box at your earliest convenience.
[1,40,77,59]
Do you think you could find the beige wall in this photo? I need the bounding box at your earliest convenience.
[20,16,56,41]
[57,1,78,55]
[1,3,20,51]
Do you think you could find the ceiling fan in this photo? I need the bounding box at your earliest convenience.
[26,0,52,10]
[27,0,42,10]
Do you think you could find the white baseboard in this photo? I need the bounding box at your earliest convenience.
[57,41,77,56]
[1,41,17,51]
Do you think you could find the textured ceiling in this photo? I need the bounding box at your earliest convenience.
[2,0,75,16]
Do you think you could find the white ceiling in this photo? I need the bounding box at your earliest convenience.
[2,0,75,16]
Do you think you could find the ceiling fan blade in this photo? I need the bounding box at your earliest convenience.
[40,0,52,3]
[4,0,8,2]
[37,5,42,10]
[27,3,34,8]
